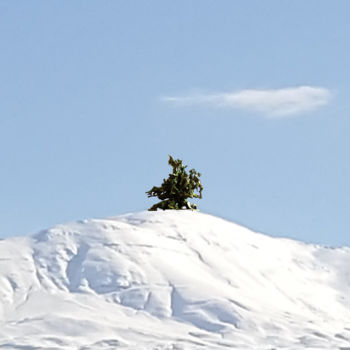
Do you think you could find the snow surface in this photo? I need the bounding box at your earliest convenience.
[1,210,350,350]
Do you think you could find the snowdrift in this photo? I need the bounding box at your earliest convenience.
[0,210,350,349]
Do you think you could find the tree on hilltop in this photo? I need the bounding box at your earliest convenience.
[146,155,203,211]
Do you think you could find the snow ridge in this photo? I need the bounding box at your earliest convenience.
[0,210,350,349]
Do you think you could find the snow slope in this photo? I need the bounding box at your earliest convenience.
[0,210,350,350]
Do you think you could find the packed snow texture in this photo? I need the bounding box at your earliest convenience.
[0,210,350,350]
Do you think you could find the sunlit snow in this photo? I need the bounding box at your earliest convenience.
[0,210,350,349]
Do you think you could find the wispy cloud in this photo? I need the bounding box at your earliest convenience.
[163,86,332,117]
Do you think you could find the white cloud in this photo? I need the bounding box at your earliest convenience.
[163,86,331,117]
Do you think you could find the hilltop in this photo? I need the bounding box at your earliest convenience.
[0,210,350,349]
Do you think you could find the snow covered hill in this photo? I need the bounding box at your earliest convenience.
[1,211,350,350]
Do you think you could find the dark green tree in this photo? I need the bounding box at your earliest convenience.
[146,155,203,211]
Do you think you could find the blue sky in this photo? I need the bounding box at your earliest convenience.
[1,1,350,245]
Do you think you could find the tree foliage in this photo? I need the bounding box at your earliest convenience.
[146,155,203,211]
